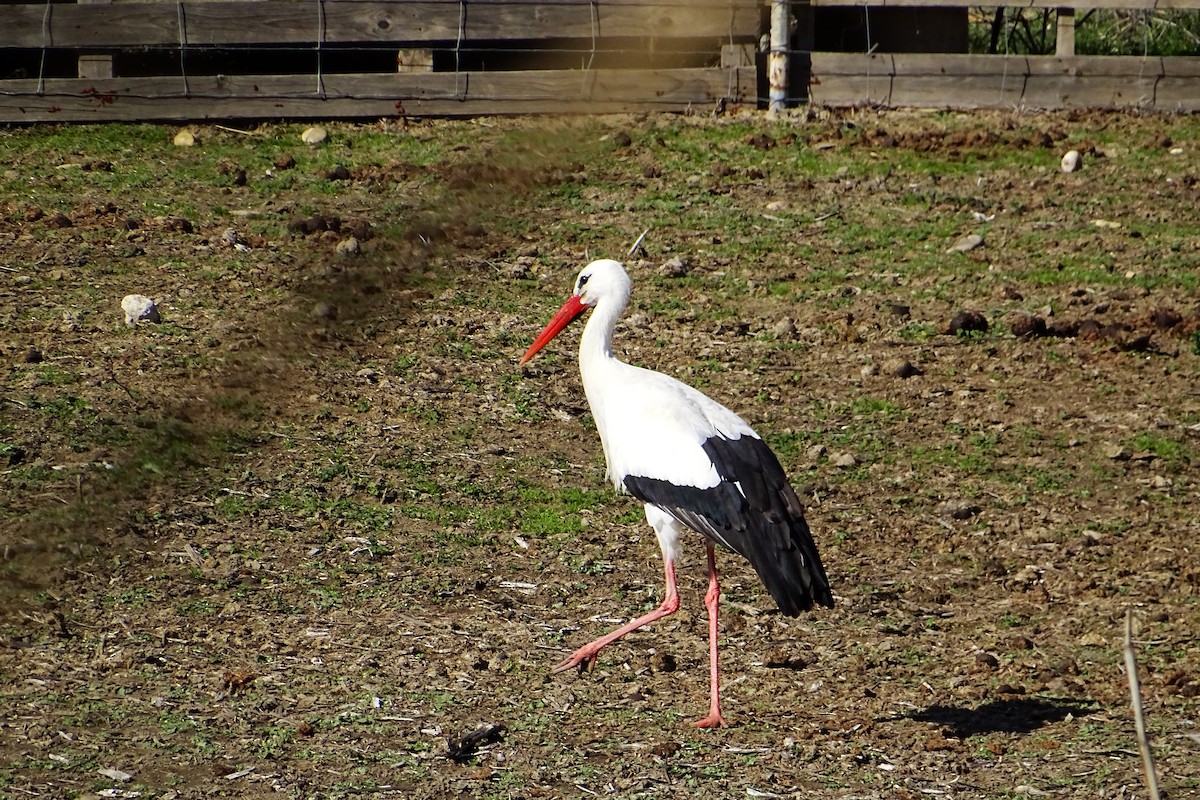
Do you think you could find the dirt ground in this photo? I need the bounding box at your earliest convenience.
[1,109,1198,799]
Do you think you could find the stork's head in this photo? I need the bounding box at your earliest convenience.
[519,259,631,365]
[571,259,631,308]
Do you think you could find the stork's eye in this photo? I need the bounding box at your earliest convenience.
[577,274,590,290]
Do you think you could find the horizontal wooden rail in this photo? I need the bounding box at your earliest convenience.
[0,66,753,121]
[810,52,1200,109]
[4,0,758,50]
[809,0,1200,7]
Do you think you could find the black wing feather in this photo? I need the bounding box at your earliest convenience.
[623,435,834,615]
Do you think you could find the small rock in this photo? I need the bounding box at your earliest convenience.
[326,165,351,181]
[659,255,690,278]
[946,310,989,335]
[274,153,297,170]
[947,233,984,253]
[764,647,807,669]
[501,262,530,281]
[301,126,328,145]
[974,652,1000,670]
[99,767,133,783]
[335,236,361,257]
[833,452,857,468]
[312,301,337,321]
[121,294,161,326]
[172,129,196,147]
[221,228,243,248]
[1060,149,1081,173]
[46,212,74,228]
[860,363,878,378]
[612,130,632,148]
[1103,443,1131,461]
[938,499,981,520]
[1048,319,1082,338]
[1010,313,1047,338]
[23,347,43,363]
[765,200,789,212]
[232,168,247,186]
[771,317,797,340]
[885,358,920,378]
[806,444,827,461]
[886,302,911,319]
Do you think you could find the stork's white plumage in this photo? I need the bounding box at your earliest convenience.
[520,259,833,728]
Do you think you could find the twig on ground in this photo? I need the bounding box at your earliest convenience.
[1123,607,1162,800]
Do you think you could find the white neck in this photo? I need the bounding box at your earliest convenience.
[578,286,628,376]
[577,285,632,489]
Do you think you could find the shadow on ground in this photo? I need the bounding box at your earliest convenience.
[903,697,1102,736]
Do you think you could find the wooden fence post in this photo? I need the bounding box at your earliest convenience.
[1056,8,1076,57]
[77,0,114,79]
[769,0,790,110]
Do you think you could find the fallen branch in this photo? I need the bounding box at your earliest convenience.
[1123,607,1162,800]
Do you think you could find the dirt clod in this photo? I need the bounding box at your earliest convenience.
[1010,313,1047,338]
[946,310,988,335]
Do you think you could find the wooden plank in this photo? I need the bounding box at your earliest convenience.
[809,53,1200,110]
[1023,55,1162,107]
[2,1,759,49]
[811,0,1200,7]
[0,66,754,122]
[808,53,895,106]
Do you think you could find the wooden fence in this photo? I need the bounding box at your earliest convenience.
[805,0,1200,110]
[0,0,760,121]
[0,0,1198,122]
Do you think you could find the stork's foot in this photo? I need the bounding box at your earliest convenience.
[690,710,728,729]
[550,646,602,675]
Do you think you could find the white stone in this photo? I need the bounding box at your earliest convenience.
[947,233,983,253]
[1060,149,1081,173]
[121,294,161,326]
[335,236,361,257]
[301,126,328,145]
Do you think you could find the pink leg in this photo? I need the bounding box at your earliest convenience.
[691,542,727,729]
[552,559,680,674]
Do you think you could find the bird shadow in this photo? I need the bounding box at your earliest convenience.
[899,696,1101,737]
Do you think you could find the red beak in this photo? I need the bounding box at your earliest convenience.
[519,295,588,365]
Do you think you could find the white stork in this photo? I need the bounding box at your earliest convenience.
[520,259,833,728]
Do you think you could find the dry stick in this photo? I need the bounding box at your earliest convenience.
[1124,607,1162,800]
